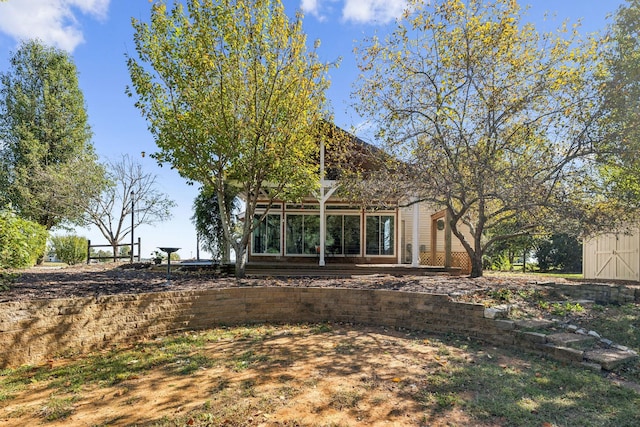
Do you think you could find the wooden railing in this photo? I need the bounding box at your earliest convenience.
[87,238,141,264]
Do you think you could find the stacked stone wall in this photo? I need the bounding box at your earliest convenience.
[3,284,637,369]
[0,288,498,368]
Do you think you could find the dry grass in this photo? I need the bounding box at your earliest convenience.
[1,322,639,426]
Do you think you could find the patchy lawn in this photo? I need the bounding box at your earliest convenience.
[1,323,639,427]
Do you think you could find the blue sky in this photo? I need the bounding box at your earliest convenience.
[0,0,624,260]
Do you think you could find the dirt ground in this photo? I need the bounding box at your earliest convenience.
[0,263,631,426]
[2,322,525,427]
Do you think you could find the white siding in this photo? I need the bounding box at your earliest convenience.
[399,202,471,262]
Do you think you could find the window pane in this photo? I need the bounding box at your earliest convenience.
[366,216,380,255]
[344,215,361,255]
[381,216,394,255]
[365,215,394,256]
[286,215,303,254]
[265,215,281,253]
[304,215,320,254]
[253,214,280,254]
[326,215,343,255]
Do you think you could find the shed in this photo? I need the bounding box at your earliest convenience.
[583,229,640,281]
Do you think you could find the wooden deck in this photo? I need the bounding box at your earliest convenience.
[241,262,462,277]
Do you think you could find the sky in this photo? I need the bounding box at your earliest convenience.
[0,0,625,261]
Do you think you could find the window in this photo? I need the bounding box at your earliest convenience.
[286,214,320,255]
[326,215,360,256]
[252,214,281,254]
[366,215,394,256]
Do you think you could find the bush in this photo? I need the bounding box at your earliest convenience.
[535,233,582,272]
[0,209,48,269]
[50,235,88,265]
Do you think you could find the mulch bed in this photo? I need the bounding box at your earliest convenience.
[0,262,579,303]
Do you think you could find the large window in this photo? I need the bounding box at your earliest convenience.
[366,215,394,256]
[286,214,320,255]
[252,214,281,254]
[326,215,360,256]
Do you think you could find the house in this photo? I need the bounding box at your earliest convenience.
[583,230,640,281]
[247,126,472,273]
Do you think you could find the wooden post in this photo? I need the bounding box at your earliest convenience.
[87,240,91,264]
[444,210,452,268]
[319,138,326,267]
[412,201,420,267]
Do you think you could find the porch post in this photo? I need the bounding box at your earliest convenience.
[319,138,326,267]
[397,207,402,264]
[444,210,452,268]
[319,185,326,266]
[412,200,420,267]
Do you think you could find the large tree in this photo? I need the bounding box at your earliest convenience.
[127,0,333,276]
[0,40,105,231]
[192,184,240,263]
[83,154,176,260]
[600,0,640,217]
[352,0,604,277]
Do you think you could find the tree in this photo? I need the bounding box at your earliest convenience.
[600,0,640,218]
[483,222,537,272]
[127,0,333,276]
[192,184,240,262]
[83,154,176,259]
[535,233,582,273]
[0,40,106,231]
[352,0,604,277]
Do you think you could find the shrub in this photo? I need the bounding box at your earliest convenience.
[50,235,88,265]
[0,209,48,269]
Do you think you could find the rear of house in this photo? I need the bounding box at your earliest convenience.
[249,197,471,273]
[244,124,472,273]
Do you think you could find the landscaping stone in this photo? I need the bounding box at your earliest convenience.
[584,348,638,371]
[513,319,556,330]
[544,344,584,363]
[546,333,596,350]
[588,330,601,339]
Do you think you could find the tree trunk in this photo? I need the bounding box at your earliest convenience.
[470,252,484,278]
[234,244,247,278]
[222,240,231,264]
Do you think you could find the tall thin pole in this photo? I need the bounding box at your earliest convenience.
[196,233,200,261]
[130,190,135,264]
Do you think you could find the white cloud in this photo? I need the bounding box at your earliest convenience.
[301,0,339,22]
[301,0,321,16]
[342,0,408,24]
[0,0,110,52]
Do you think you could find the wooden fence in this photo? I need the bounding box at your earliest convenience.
[87,238,141,264]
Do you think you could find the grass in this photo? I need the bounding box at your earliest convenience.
[486,269,584,280]
[1,321,640,426]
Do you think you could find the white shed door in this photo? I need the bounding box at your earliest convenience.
[588,232,640,281]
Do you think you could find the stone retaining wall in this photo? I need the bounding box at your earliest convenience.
[2,285,637,369]
[1,288,503,368]
[542,282,640,305]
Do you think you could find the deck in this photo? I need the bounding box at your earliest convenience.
[178,260,463,277]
